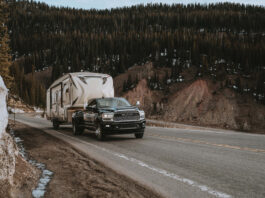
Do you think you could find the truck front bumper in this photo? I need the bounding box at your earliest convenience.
[100,120,146,134]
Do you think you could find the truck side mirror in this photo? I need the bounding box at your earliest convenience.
[84,102,88,110]
[136,101,140,107]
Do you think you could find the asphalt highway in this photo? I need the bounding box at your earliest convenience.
[11,114,265,198]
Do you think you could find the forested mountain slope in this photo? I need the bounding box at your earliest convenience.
[7,0,265,109]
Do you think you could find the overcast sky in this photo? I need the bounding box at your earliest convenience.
[34,0,265,10]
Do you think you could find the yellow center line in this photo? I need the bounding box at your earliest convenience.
[147,134,265,154]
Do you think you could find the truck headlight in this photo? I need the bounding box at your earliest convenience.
[139,110,145,120]
[102,112,114,121]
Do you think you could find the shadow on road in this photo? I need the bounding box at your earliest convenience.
[56,126,137,142]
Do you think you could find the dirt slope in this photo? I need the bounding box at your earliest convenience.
[116,64,265,132]
[164,80,238,128]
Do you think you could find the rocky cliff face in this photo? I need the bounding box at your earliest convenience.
[0,133,18,195]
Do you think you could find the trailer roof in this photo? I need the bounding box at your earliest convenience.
[48,72,111,89]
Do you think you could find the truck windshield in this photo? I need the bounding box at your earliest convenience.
[97,98,131,108]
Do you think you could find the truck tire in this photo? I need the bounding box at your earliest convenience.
[72,122,84,136]
[53,120,59,130]
[95,125,105,141]
[135,132,144,139]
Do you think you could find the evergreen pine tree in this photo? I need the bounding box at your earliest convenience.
[0,0,12,88]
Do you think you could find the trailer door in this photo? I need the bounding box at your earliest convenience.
[51,84,62,119]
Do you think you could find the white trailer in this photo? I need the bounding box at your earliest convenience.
[46,72,114,128]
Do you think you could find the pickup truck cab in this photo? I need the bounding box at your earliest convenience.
[72,97,146,140]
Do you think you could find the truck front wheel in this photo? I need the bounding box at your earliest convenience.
[73,121,84,136]
[95,125,105,141]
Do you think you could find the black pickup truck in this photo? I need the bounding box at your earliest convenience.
[72,97,146,140]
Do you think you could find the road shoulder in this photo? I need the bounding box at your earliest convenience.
[12,121,162,198]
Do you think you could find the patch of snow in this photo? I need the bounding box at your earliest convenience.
[258,94,264,100]
[172,58,176,66]
[0,76,8,139]
[167,79,171,84]
[243,88,250,92]
[211,73,216,77]
[233,85,238,90]
[215,59,226,64]
[9,129,53,198]
[8,107,25,114]
[185,60,191,68]
[177,78,184,82]
[32,168,53,198]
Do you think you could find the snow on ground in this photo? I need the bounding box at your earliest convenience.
[0,76,8,139]
[9,129,53,198]
[8,107,25,114]
[34,107,44,113]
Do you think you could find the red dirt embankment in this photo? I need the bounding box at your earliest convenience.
[164,80,239,129]
[116,64,265,132]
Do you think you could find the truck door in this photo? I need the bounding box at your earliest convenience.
[83,100,98,129]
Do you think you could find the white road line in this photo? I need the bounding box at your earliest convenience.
[147,126,228,134]
[55,131,231,198]
[147,126,265,137]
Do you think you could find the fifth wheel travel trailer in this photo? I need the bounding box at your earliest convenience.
[46,72,114,129]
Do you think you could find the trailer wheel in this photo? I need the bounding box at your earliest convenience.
[53,120,59,130]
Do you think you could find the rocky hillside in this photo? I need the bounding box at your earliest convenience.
[115,63,265,132]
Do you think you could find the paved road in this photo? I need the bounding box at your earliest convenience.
[11,114,265,198]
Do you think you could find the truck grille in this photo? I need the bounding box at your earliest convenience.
[114,111,140,121]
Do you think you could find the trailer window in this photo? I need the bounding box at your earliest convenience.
[63,82,70,105]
